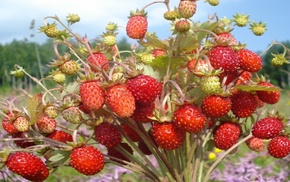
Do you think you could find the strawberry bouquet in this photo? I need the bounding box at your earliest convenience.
[1,0,290,181]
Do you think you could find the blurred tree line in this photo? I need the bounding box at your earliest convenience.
[0,38,289,92]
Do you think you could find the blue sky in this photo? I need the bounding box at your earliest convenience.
[0,0,289,52]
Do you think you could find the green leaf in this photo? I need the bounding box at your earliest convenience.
[178,35,199,52]
[142,33,168,49]
[234,84,281,92]
[27,93,43,125]
[47,150,70,166]
[196,21,219,42]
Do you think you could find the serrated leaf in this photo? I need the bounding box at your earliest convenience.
[47,150,70,166]
[196,21,219,42]
[178,35,199,52]
[27,93,43,124]
[234,84,281,92]
[143,34,168,49]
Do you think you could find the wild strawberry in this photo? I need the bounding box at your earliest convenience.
[12,116,29,132]
[173,104,207,133]
[187,59,208,76]
[271,53,289,67]
[107,143,134,165]
[103,35,117,46]
[131,102,155,123]
[254,95,265,108]
[43,105,58,118]
[163,10,179,21]
[245,137,265,152]
[106,84,136,117]
[126,10,148,39]
[220,70,252,85]
[231,91,257,118]
[213,122,241,150]
[2,112,19,134]
[178,0,196,19]
[151,49,166,58]
[6,151,49,181]
[70,145,105,175]
[47,130,73,143]
[80,81,105,112]
[140,53,155,64]
[208,46,239,73]
[39,22,60,38]
[215,32,237,45]
[36,116,56,134]
[151,122,185,150]
[121,124,141,142]
[52,72,66,83]
[267,136,290,158]
[138,140,152,155]
[200,75,221,95]
[206,0,219,6]
[201,95,232,118]
[94,123,122,148]
[62,106,82,124]
[232,13,250,27]
[126,74,162,104]
[237,49,262,72]
[256,82,280,104]
[12,132,35,148]
[252,117,284,139]
[175,19,191,32]
[58,60,79,75]
[250,21,267,36]
[87,52,109,71]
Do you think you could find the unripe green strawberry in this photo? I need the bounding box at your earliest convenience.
[39,23,60,38]
[250,22,267,36]
[200,76,221,95]
[271,53,289,67]
[52,72,66,83]
[163,10,179,21]
[233,13,250,27]
[175,19,191,32]
[10,69,24,78]
[178,0,196,19]
[140,53,155,64]
[208,0,219,6]
[62,106,82,124]
[44,105,58,118]
[13,116,29,132]
[245,137,265,152]
[103,35,117,46]
[36,116,57,134]
[58,60,79,75]
[66,13,80,24]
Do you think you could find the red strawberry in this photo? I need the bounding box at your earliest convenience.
[220,70,252,86]
[151,49,166,58]
[187,59,208,77]
[94,123,122,148]
[70,145,105,175]
[126,11,148,39]
[87,52,109,71]
[151,122,185,150]
[208,46,239,73]
[6,151,49,181]
[201,95,232,118]
[256,81,280,104]
[12,132,35,148]
[131,102,155,123]
[173,104,207,133]
[36,115,56,134]
[107,142,134,164]
[252,117,284,139]
[121,124,141,142]
[267,136,290,158]
[231,91,258,118]
[245,137,265,152]
[106,84,136,117]
[237,48,262,72]
[47,130,73,143]
[213,122,241,150]
[175,19,191,32]
[2,112,19,134]
[80,80,105,112]
[126,74,162,104]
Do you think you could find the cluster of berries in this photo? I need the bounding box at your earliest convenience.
[1,0,289,181]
